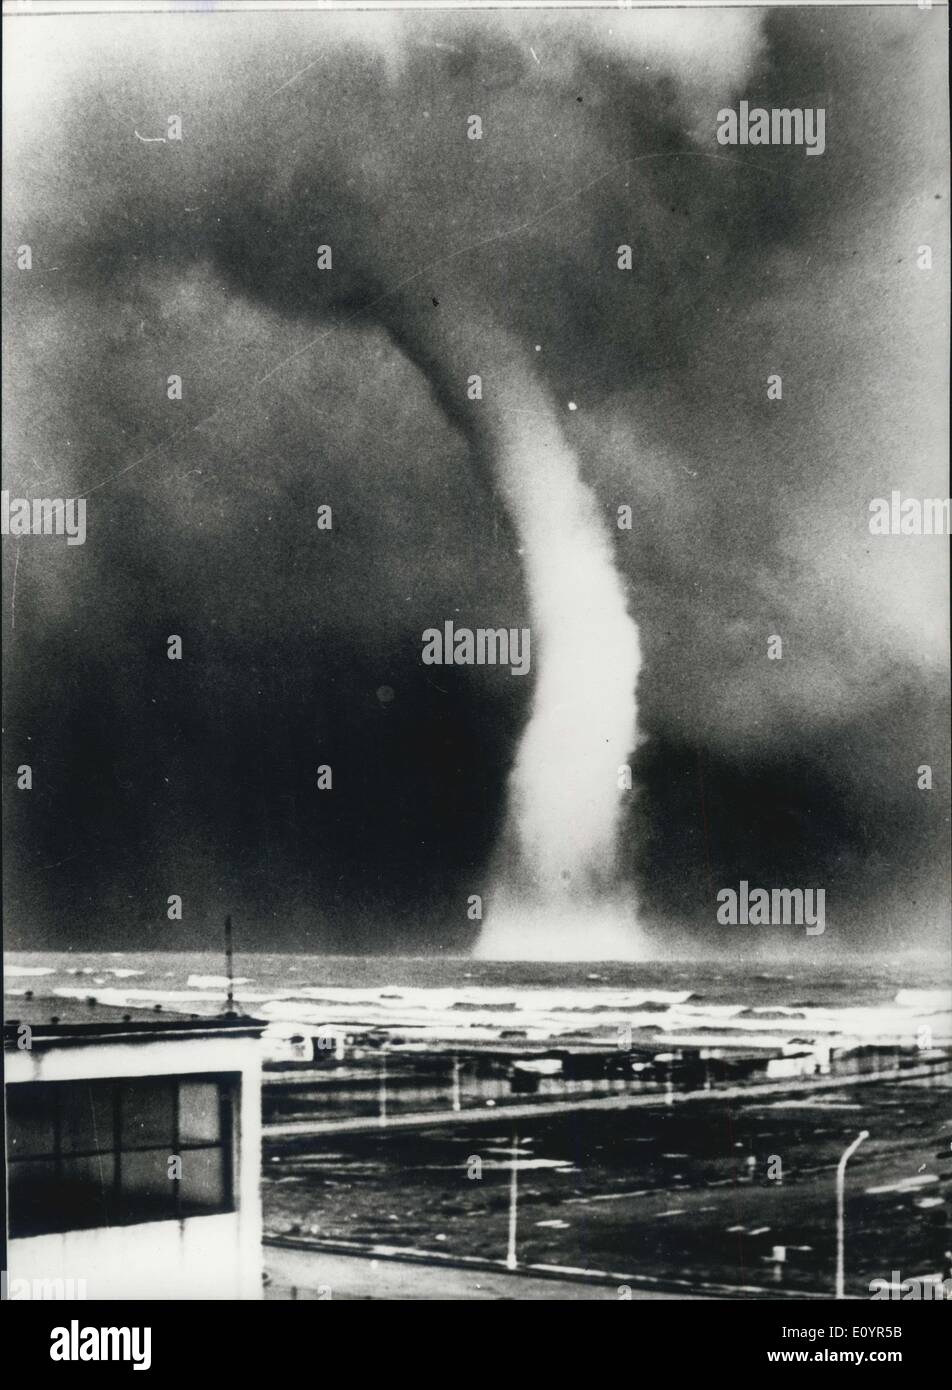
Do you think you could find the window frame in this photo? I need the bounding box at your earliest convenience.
[6,1071,239,1236]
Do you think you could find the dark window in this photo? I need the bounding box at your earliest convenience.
[7,1074,237,1237]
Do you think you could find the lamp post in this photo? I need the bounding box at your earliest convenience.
[506,1132,520,1271]
[836,1130,869,1298]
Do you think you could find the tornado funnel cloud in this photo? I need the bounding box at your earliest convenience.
[383,306,642,959]
[474,368,643,960]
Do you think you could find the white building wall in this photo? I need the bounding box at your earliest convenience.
[6,1029,263,1300]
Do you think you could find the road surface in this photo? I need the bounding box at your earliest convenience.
[264,1243,712,1300]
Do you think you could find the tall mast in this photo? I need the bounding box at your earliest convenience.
[224,914,235,1015]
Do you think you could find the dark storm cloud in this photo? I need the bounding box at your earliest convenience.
[3,6,948,954]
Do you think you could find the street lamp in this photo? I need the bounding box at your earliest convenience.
[506,1132,521,1271]
[836,1129,869,1298]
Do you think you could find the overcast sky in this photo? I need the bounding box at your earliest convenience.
[3,5,949,957]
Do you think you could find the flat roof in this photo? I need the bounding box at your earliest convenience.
[3,991,265,1047]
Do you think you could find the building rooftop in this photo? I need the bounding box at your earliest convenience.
[4,991,265,1047]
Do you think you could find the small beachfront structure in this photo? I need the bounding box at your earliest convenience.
[4,996,266,1299]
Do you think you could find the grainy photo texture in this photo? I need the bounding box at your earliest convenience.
[2,0,950,1318]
